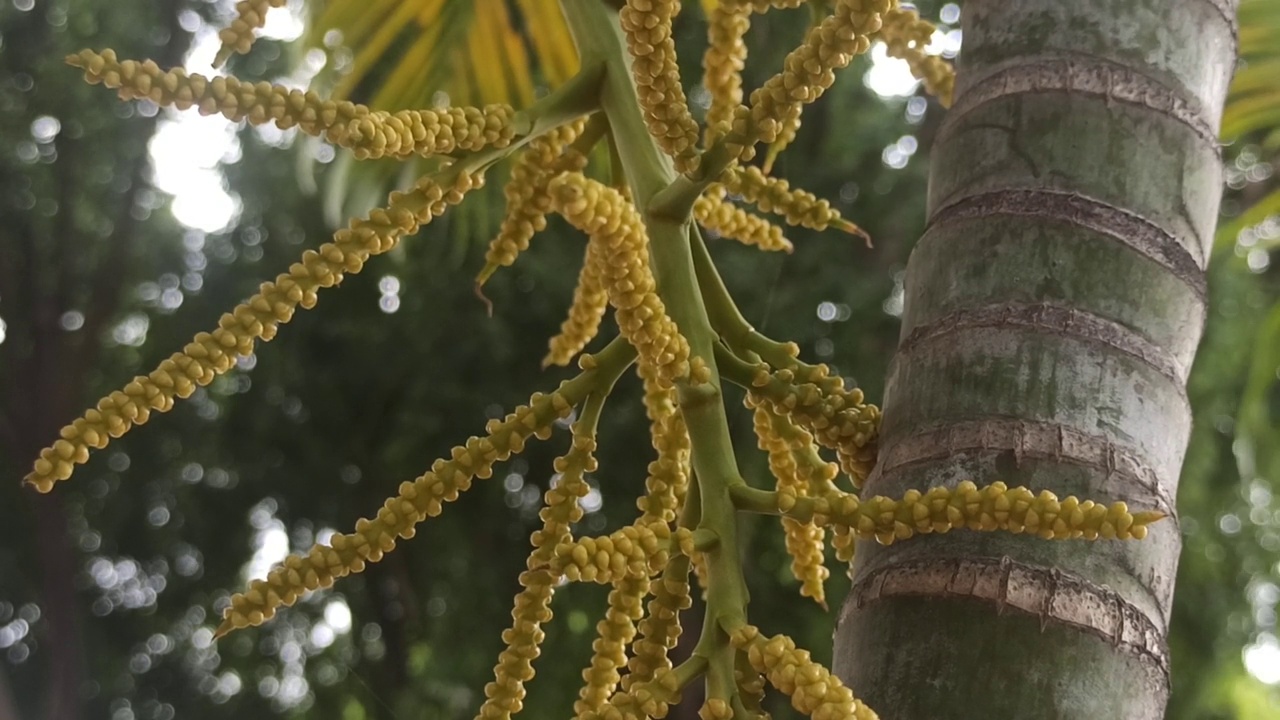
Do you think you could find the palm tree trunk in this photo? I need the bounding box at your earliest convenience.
[832,1,1237,717]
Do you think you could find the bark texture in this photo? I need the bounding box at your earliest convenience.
[832,1,1237,717]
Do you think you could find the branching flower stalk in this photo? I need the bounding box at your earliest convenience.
[25,1,1163,719]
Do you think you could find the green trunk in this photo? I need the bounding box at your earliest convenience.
[832,1,1237,717]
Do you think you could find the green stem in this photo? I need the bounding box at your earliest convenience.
[560,0,752,666]
[692,229,799,368]
[449,61,606,179]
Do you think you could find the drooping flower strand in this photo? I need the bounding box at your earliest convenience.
[701,0,807,164]
[68,50,518,161]
[723,165,869,241]
[544,238,611,368]
[753,407,832,608]
[726,0,890,162]
[621,0,703,172]
[694,189,793,253]
[575,577,648,716]
[479,403,603,720]
[878,6,955,105]
[214,0,287,66]
[742,363,880,488]
[636,365,692,525]
[702,2,751,143]
[730,625,880,720]
[549,172,692,387]
[479,118,592,287]
[26,171,482,493]
[217,385,576,638]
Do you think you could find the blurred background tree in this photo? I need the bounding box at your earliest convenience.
[0,0,1277,718]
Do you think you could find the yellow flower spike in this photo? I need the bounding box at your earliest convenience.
[215,387,575,639]
[804,484,1168,545]
[579,669,678,720]
[722,165,871,242]
[26,170,481,493]
[551,521,672,584]
[213,0,286,67]
[743,364,881,488]
[727,0,890,162]
[67,50,518,161]
[625,555,692,691]
[480,119,590,288]
[753,407,830,608]
[694,190,794,253]
[544,237,610,367]
[732,626,879,720]
[620,0,702,172]
[636,365,692,524]
[481,419,601,720]
[549,172,692,386]
[702,2,751,144]
[575,576,648,716]
[877,7,956,106]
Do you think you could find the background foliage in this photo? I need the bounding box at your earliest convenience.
[1,0,1278,718]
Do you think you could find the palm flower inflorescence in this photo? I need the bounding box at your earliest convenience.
[25,2,1165,719]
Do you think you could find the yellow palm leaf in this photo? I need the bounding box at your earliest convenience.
[309,0,578,110]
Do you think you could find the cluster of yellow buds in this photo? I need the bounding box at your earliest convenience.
[811,481,1166,546]
[549,173,692,386]
[217,388,574,636]
[551,522,675,584]
[702,2,751,142]
[544,239,610,367]
[67,50,518,161]
[626,556,692,691]
[745,362,880,487]
[576,577,647,715]
[481,120,590,285]
[754,407,833,607]
[723,165,869,240]
[214,0,286,66]
[579,667,685,720]
[694,189,793,252]
[636,367,692,524]
[27,170,481,493]
[728,0,890,161]
[621,0,703,171]
[731,625,879,720]
[878,7,956,105]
